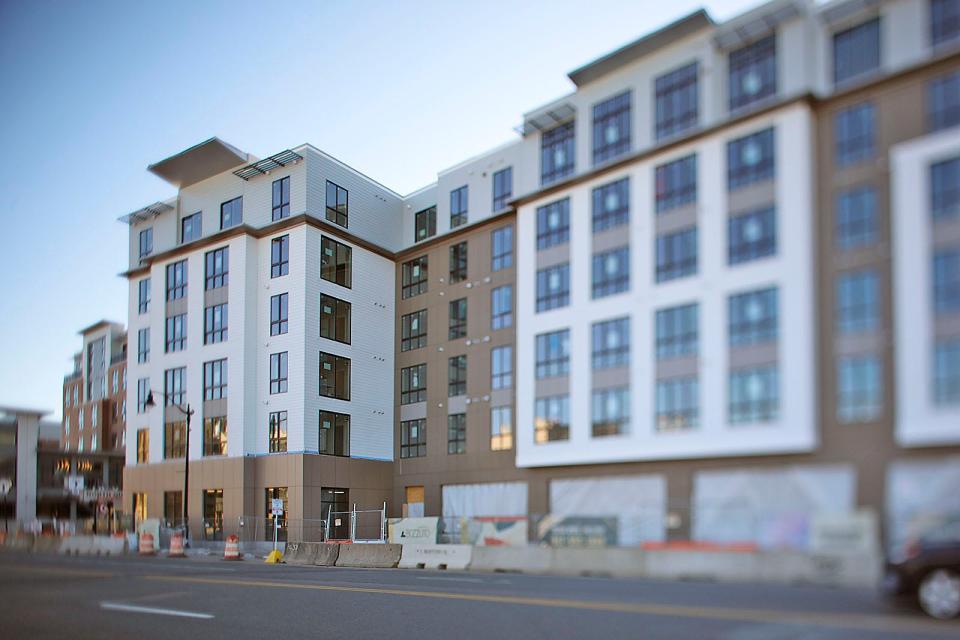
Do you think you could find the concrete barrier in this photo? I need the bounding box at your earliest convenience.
[469,546,552,574]
[32,536,60,554]
[335,543,402,569]
[92,536,127,556]
[58,536,94,556]
[644,549,760,582]
[284,542,320,566]
[399,544,472,570]
[5,533,35,552]
[549,547,646,578]
[314,543,341,566]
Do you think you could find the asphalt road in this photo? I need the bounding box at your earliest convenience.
[0,551,957,639]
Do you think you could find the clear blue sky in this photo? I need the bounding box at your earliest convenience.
[0,0,760,418]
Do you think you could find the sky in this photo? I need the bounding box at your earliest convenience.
[0,0,764,419]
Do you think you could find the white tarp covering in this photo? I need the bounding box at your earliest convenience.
[886,456,960,560]
[441,481,528,518]
[693,464,855,550]
[549,475,666,546]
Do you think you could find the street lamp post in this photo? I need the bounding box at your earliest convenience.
[144,390,193,543]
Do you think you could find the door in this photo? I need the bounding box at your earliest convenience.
[320,488,349,540]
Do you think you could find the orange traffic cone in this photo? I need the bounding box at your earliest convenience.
[138,532,156,556]
[168,532,186,558]
[223,534,242,561]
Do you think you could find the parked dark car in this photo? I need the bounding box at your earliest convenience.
[884,519,960,619]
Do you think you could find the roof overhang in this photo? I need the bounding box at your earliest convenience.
[118,200,174,225]
[232,149,303,180]
[818,0,883,27]
[518,101,577,137]
[714,0,805,51]
[77,319,123,336]
[147,137,249,188]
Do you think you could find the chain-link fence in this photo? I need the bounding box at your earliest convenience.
[237,517,328,545]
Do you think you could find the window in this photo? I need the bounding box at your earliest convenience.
[536,264,570,312]
[139,228,153,258]
[325,180,348,227]
[491,285,512,330]
[166,260,187,300]
[164,491,183,527]
[729,366,779,424]
[541,121,575,185]
[729,206,776,264]
[401,310,428,351]
[203,359,227,400]
[450,185,468,228]
[137,328,150,364]
[593,317,630,369]
[729,288,778,346]
[220,196,243,229]
[491,345,513,389]
[835,103,875,166]
[319,352,351,400]
[836,269,880,333]
[534,395,570,443]
[490,406,513,451]
[929,72,960,132]
[320,294,351,344]
[319,411,350,456]
[270,293,289,336]
[447,413,466,454]
[493,167,512,211]
[592,387,629,437]
[205,247,228,290]
[136,428,148,463]
[491,226,513,271]
[833,18,880,85]
[837,356,882,423]
[272,176,290,221]
[164,421,186,459]
[592,178,629,231]
[656,304,697,360]
[836,186,878,248]
[400,364,427,404]
[203,416,227,456]
[449,242,467,283]
[271,235,289,278]
[415,206,437,242]
[164,367,186,406]
[181,212,201,243]
[656,376,700,432]
[448,355,467,397]
[264,488,288,542]
[165,314,187,352]
[931,0,960,47]
[137,377,149,414]
[656,227,698,282]
[934,339,960,405]
[536,198,570,249]
[934,248,960,313]
[655,61,698,140]
[269,411,288,453]
[270,352,288,394]
[202,489,223,541]
[728,128,774,190]
[593,91,631,164]
[321,236,352,288]
[138,278,150,314]
[402,256,428,298]
[400,419,426,458]
[447,298,467,339]
[204,303,227,344]
[536,329,570,378]
[655,154,697,214]
[592,247,630,298]
[932,157,960,220]
[729,34,776,111]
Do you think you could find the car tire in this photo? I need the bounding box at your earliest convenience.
[918,569,960,620]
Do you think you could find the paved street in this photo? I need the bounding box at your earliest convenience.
[0,552,957,639]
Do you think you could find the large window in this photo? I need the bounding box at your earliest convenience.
[536,198,570,249]
[836,269,880,333]
[321,236,352,288]
[137,377,150,414]
[931,0,960,47]
[729,206,776,265]
[449,242,467,283]
[402,256,428,299]
[415,206,437,242]
[204,303,227,344]
[400,364,426,404]
[729,287,778,346]
[202,489,223,541]
[203,359,227,400]
[592,387,629,437]
[271,235,289,278]
[450,185,468,228]
[165,314,186,352]
[837,356,883,423]
[137,328,150,364]
[139,228,153,258]
[220,196,243,229]
[491,226,513,271]
[270,352,288,394]
[536,329,570,378]
[272,176,290,221]
[541,121,575,185]
[656,377,699,432]
[729,34,776,111]
[491,285,513,330]
[319,352,351,400]
[592,247,630,298]
[728,128,774,190]
[836,186,878,248]
[205,247,228,290]
[655,155,696,213]
[490,406,513,451]
[181,212,202,243]
[269,411,287,453]
[164,421,186,459]
[320,294,351,344]
[164,491,183,526]
[934,339,960,405]
[270,293,288,336]
[166,260,187,300]
[929,71,960,132]
[492,167,512,211]
[325,180,348,227]
[448,355,467,397]
[655,304,698,359]
[136,428,149,463]
[401,310,427,351]
[593,91,631,164]
[534,395,570,443]
[536,264,570,312]
[491,345,513,389]
[934,248,960,313]
[138,278,150,314]
[833,18,880,85]
[931,156,960,220]
[729,366,779,424]
[834,102,875,166]
[656,227,698,282]
[447,414,466,455]
[655,61,698,141]
[203,416,227,456]
[400,419,426,458]
[448,298,467,339]
[592,178,629,232]
[592,317,630,369]
[319,411,350,456]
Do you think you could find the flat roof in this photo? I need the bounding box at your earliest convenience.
[0,406,51,419]
[148,137,250,189]
[77,319,124,336]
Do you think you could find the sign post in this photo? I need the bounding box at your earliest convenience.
[271,499,284,552]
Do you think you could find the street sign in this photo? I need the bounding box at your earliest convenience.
[65,475,84,495]
[271,498,284,517]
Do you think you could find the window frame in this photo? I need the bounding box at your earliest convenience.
[447,354,467,397]
[450,185,468,228]
[320,294,351,345]
[319,351,351,401]
[204,246,229,290]
[536,264,570,312]
[491,225,513,271]
[400,364,427,404]
[447,413,466,455]
[320,236,352,288]
[449,242,467,283]
[536,198,570,250]
[654,61,699,141]
[402,256,428,299]
[534,395,570,443]
[491,285,513,330]
[271,235,289,278]
[319,410,350,457]
[592,90,631,164]
[269,410,288,453]
[400,419,426,458]
[491,344,513,390]
[181,212,202,244]
[204,303,228,344]
[541,121,575,185]
[592,246,630,298]
[414,206,437,242]
[492,167,513,211]
[536,329,570,379]
[728,34,777,111]
[203,358,228,401]
[270,293,289,336]
[272,176,291,221]
[400,309,428,352]
[270,352,288,395]
[448,298,467,339]
[325,180,348,227]
[220,196,243,230]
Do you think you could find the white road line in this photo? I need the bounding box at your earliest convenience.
[100,602,214,619]
[415,576,484,583]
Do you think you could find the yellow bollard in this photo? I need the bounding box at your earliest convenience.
[264,549,283,564]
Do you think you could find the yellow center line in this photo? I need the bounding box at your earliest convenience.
[144,574,955,636]
[1,565,115,579]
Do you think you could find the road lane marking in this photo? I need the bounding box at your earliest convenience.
[415,576,484,583]
[143,574,956,636]
[0,565,114,579]
[100,602,214,619]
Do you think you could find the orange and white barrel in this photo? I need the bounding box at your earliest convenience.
[223,534,242,561]
[138,532,156,556]
[168,532,186,558]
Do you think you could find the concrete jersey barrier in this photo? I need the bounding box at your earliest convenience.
[398,544,472,570]
[284,542,320,566]
[314,543,340,566]
[469,546,552,574]
[58,536,94,556]
[335,543,401,569]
